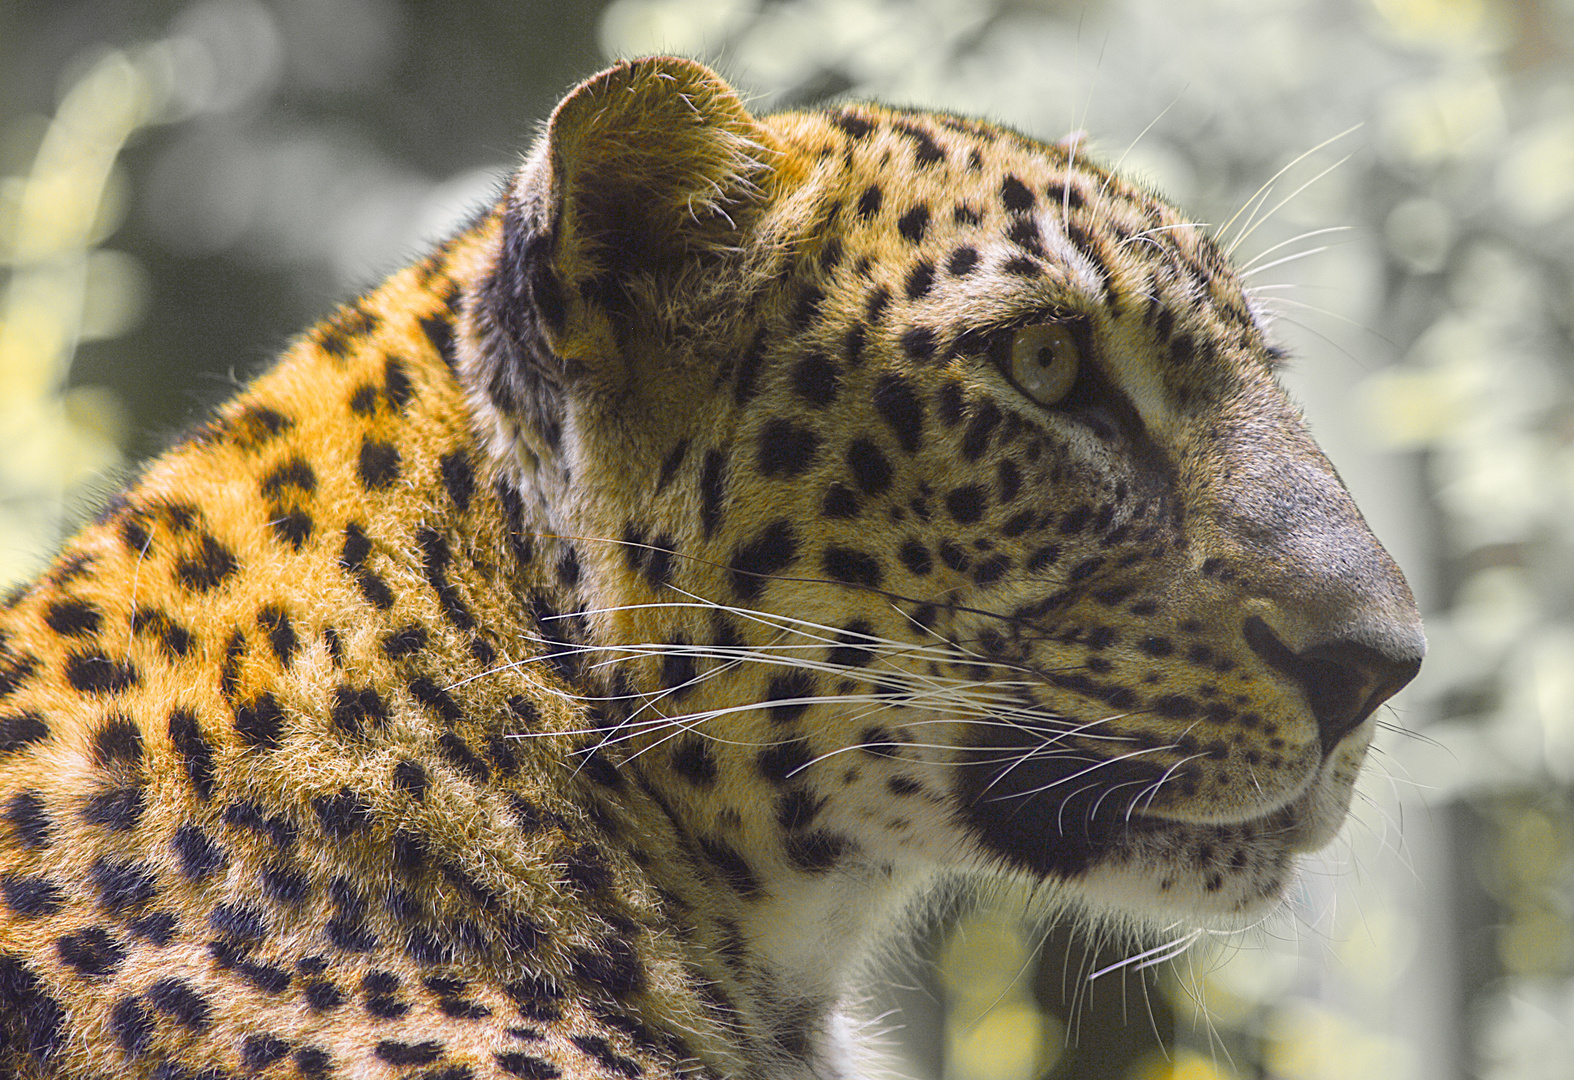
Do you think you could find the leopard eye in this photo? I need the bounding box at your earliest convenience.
[1007,322,1080,406]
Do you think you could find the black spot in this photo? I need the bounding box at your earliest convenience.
[488,731,523,775]
[92,857,155,912]
[382,354,414,407]
[1139,636,1174,657]
[421,311,458,369]
[896,203,930,243]
[873,374,924,454]
[111,995,153,1057]
[168,710,216,800]
[904,261,935,300]
[393,760,428,800]
[822,483,859,518]
[845,439,892,496]
[791,352,839,407]
[856,184,882,219]
[209,902,267,941]
[349,383,378,416]
[578,749,623,791]
[437,733,491,782]
[729,519,799,600]
[497,1054,561,1079]
[947,246,979,276]
[306,980,345,1012]
[570,939,644,997]
[174,534,238,592]
[4,791,49,849]
[0,711,47,756]
[65,652,138,695]
[1059,504,1093,534]
[295,1046,332,1079]
[939,540,969,572]
[893,121,945,166]
[2,874,64,916]
[1045,178,1086,208]
[757,419,822,479]
[655,439,689,493]
[331,685,388,734]
[170,825,226,882]
[732,328,768,405]
[357,439,402,491]
[261,863,310,905]
[1000,174,1036,213]
[671,737,717,786]
[408,677,462,725]
[0,646,38,704]
[231,404,293,449]
[1151,694,1201,720]
[864,286,891,322]
[242,1034,291,1070]
[257,605,298,666]
[222,800,296,847]
[572,1035,642,1079]
[973,554,1011,585]
[146,977,212,1030]
[945,485,987,524]
[313,788,372,838]
[757,738,812,786]
[696,835,762,898]
[44,598,101,637]
[383,623,428,659]
[83,785,144,830]
[377,1040,444,1067]
[844,322,867,364]
[822,546,882,588]
[419,527,479,631]
[339,522,372,570]
[762,671,815,726]
[996,460,1022,503]
[699,448,728,539]
[899,325,937,361]
[1027,544,1061,571]
[93,715,143,766]
[260,457,316,496]
[897,539,933,576]
[789,286,824,331]
[235,693,285,749]
[832,111,875,139]
[271,507,314,549]
[961,401,1001,461]
[438,451,474,513]
[362,971,407,1018]
[784,830,850,873]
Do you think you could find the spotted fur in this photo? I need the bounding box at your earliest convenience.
[0,58,1421,1080]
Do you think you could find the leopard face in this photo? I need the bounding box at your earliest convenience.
[0,56,1421,1080]
[465,59,1424,926]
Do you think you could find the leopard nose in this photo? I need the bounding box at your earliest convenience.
[1242,615,1423,755]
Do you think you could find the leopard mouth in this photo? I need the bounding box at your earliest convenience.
[955,709,1368,920]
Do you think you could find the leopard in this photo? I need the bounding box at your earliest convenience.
[0,56,1423,1080]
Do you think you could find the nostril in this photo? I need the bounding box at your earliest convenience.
[1242,616,1423,755]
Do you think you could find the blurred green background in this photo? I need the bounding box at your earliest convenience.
[4,0,1573,1077]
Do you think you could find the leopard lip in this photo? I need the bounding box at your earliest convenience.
[1125,758,1346,854]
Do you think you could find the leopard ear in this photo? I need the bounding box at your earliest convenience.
[485,57,779,369]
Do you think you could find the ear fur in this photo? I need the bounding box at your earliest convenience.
[478,57,778,382]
